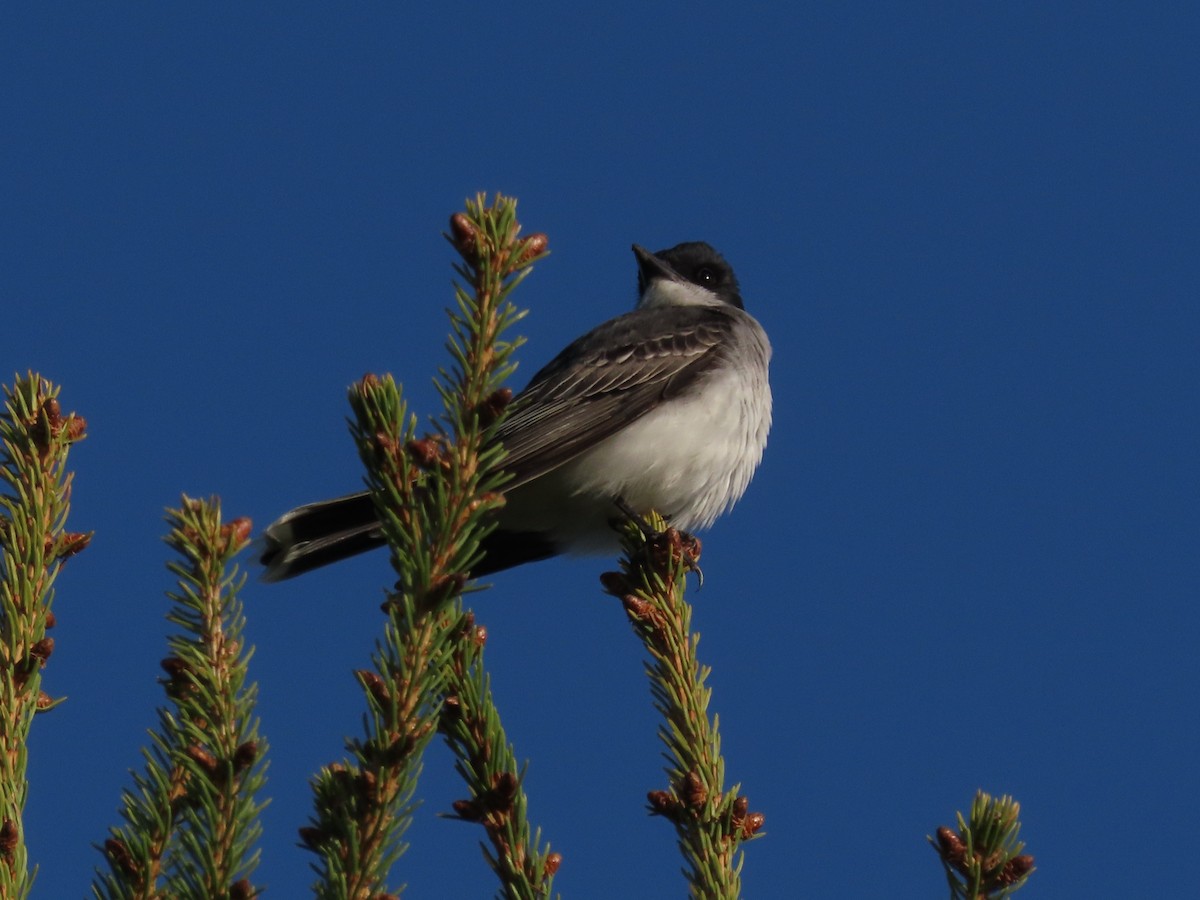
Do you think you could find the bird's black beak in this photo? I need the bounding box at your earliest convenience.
[632,244,682,284]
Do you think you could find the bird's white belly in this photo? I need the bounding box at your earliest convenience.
[500,361,771,553]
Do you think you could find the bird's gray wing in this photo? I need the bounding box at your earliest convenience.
[494,305,736,488]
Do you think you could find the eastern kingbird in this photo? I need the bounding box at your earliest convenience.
[260,241,772,581]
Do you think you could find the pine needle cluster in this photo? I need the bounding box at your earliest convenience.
[94,497,267,899]
[601,514,764,899]
[301,194,555,898]
[0,374,89,897]
[931,790,1035,899]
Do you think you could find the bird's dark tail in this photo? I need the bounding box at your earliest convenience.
[259,491,384,582]
[259,491,560,582]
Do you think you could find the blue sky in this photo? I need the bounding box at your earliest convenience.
[3,4,1198,897]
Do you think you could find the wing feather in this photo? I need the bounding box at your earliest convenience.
[494,305,736,487]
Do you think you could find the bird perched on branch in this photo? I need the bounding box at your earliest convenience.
[260,241,771,581]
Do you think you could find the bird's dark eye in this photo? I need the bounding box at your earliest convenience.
[696,267,716,285]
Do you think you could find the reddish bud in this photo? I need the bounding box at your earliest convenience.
[44,611,56,629]
[35,691,53,711]
[478,387,513,426]
[544,852,563,876]
[742,812,765,838]
[356,670,392,708]
[230,879,255,900]
[161,656,197,698]
[0,819,17,856]
[681,771,706,808]
[730,795,749,827]
[56,531,92,558]
[440,694,462,731]
[489,771,519,810]
[621,594,655,621]
[599,571,632,597]
[999,854,1035,884]
[326,762,350,788]
[646,790,678,818]
[226,517,253,548]
[451,798,483,821]
[104,837,138,877]
[372,430,400,461]
[406,437,443,469]
[30,637,54,665]
[65,415,87,442]
[33,399,63,452]
[935,826,966,862]
[516,232,549,265]
[449,212,480,258]
[233,741,258,773]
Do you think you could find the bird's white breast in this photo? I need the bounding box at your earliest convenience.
[502,314,771,552]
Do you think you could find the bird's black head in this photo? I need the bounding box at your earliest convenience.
[633,241,744,310]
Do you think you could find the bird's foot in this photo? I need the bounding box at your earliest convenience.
[613,497,661,540]
[612,498,703,587]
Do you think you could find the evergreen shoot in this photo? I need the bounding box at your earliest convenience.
[601,513,764,898]
[0,374,89,898]
[931,790,1035,899]
[302,194,554,898]
[93,496,267,900]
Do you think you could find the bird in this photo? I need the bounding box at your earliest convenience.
[259,241,772,581]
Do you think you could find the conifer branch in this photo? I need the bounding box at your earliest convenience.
[439,614,560,897]
[93,496,267,900]
[602,515,763,898]
[931,790,1035,899]
[437,197,558,897]
[0,373,89,898]
[303,194,553,898]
